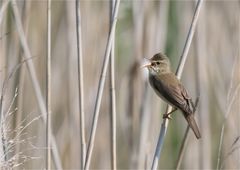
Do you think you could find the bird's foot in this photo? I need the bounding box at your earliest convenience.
[163,108,177,120]
[163,113,172,120]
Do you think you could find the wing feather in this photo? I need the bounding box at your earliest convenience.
[149,73,201,139]
[149,73,192,113]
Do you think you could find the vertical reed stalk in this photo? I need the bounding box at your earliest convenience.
[138,2,169,168]
[216,57,239,170]
[84,1,120,169]
[15,0,31,165]
[10,0,62,169]
[151,0,203,169]
[194,3,211,167]
[75,0,86,169]
[137,81,150,168]
[109,0,117,169]
[0,58,32,166]
[0,0,9,26]
[175,97,199,169]
[129,2,144,166]
[176,126,190,169]
[0,78,7,163]
[46,0,52,169]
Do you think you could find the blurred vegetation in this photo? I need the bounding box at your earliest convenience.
[0,0,239,169]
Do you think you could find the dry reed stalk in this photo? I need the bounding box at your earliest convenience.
[220,134,240,169]
[65,2,78,167]
[15,63,25,162]
[109,0,117,169]
[84,1,120,169]
[128,2,145,167]
[0,1,10,94]
[0,76,7,163]
[137,2,169,169]
[176,2,208,168]
[10,0,62,169]
[1,105,42,169]
[46,0,52,169]
[175,97,199,169]
[75,0,86,169]
[151,0,203,169]
[0,58,34,167]
[0,61,25,163]
[15,0,31,165]
[137,81,151,168]
[194,2,211,168]
[0,1,9,102]
[216,56,240,170]
[217,84,240,169]
[0,0,9,26]
[0,89,17,166]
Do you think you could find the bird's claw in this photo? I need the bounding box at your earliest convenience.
[163,113,172,120]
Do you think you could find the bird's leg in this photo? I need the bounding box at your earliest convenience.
[163,108,177,119]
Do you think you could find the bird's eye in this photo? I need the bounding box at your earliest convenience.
[151,63,155,66]
[156,61,160,65]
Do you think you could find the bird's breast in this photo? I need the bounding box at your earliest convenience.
[148,74,175,107]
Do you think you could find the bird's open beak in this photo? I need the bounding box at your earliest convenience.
[140,58,151,69]
[140,63,151,68]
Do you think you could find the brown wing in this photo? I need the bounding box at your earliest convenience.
[149,73,201,139]
[150,73,192,113]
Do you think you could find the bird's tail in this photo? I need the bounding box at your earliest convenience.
[183,112,201,139]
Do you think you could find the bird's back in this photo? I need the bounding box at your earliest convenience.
[149,72,201,139]
[149,73,192,113]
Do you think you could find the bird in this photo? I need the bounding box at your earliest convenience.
[142,53,201,139]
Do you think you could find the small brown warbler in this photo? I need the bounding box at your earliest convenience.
[142,53,201,139]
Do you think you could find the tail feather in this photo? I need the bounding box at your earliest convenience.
[184,113,201,139]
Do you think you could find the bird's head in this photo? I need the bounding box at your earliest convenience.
[141,53,171,75]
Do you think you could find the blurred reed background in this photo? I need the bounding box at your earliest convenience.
[0,0,239,169]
